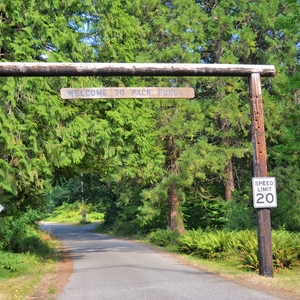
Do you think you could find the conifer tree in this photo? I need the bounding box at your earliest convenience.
[128,0,300,231]
[0,0,95,213]
[1,0,299,233]
[0,0,164,220]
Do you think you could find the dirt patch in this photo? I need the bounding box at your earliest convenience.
[228,274,300,300]
[26,247,73,300]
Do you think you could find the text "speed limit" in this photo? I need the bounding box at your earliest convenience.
[252,177,277,208]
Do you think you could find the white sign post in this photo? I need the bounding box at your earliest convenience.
[0,205,4,212]
[252,177,277,208]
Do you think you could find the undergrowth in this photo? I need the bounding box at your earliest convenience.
[45,201,105,223]
[0,209,53,256]
[148,228,300,271]
[0,210,61,299]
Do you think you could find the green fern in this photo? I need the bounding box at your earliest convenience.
[272,230,300,268]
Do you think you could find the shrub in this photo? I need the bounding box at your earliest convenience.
[117,220,143,236]
[79,220,92,225]
[229,230,259,270]
[180,229,234,259]
[0,218,12,251]
[179,229,300,271]
[19,236,52,256]
[179,229,203,255]
[272,230,300,268]
[195,230,233,259]
[0,209,53,258]
[147,229,180,247]
[0,252,34,272]
[180,230,258,270]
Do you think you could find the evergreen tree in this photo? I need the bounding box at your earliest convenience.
[0,0,95,213]
[132,0,300,232]
[1,0,299,234]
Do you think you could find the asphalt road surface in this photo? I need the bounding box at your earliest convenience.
[40,223,283,300]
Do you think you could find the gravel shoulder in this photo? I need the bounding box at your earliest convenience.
[26,246,73,300]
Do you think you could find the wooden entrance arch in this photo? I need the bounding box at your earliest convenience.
[0,62,276,277]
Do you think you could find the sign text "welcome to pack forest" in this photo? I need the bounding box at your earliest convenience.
[60,87,194,99]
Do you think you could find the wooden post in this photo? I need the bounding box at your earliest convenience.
[249,73,273,277]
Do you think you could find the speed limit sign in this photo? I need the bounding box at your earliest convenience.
[252,177,277,208]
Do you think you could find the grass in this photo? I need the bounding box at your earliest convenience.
[46,212,103,224]
[181,255,300,298]
[48,285,57,294]
[0,232,62,300]
[0,201,103,299]
[0,267,50,300]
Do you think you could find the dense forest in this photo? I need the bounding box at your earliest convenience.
[0,0,299,240]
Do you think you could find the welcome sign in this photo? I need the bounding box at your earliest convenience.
[60,87,195,99]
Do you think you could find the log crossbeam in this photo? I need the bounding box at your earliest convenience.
[0,63,275,77]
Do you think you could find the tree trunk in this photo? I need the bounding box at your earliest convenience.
[168,184,185,235]
[219,117,235,200]
[224,159,234,200]
[164,135,185,235]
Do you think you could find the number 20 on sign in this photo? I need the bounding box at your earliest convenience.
[252,177,277,208]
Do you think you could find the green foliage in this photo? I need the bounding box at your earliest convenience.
[0,210,55,278]
[0,0,300,240]
[108,219,142,237]
[147,229,180,247]
[0,252,38,273]
[130,0,300,233]
[229,231,259,271]
[179,229,234,259]
[179,229,300,271]
[272,230,300,269]
[46,201,104,223]
[271,166,300,231]
[0,209,53,255]
[267,105,300,231]
[177,229,202,255]
[79,220,92,225]
[184,198,227,230]
[0,0,95,216]
[224,194,256,231]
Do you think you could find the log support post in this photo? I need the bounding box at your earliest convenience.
[249,73,273,277]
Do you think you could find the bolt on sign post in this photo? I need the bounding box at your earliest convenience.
[0,62,276,277]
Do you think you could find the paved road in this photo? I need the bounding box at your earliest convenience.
[40,223,283,300]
